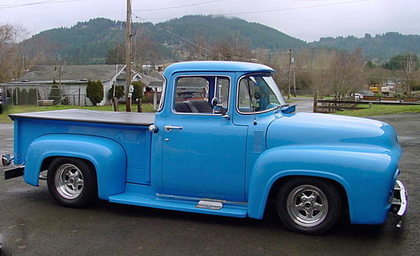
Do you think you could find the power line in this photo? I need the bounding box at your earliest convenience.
[134,0,223,12]
[132,15,219,58]
[212,0,370,16]
[0,0,89,10]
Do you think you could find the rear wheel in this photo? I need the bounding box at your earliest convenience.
[277,177,341,235]
[47,157,97,208]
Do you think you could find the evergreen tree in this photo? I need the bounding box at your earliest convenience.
[108,85,125,99]
[86,80,104,106]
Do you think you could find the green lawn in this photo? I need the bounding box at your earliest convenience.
[334,104,420,117]
[0,104,155,123]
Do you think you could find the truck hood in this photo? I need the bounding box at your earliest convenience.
[267,112,400,152]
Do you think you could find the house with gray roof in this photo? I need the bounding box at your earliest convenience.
[1,65,163,106]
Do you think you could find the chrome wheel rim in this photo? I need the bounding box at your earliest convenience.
[286,185,328,227]
[54,163,84,200]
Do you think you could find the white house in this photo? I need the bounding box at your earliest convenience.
[0,65,163,106]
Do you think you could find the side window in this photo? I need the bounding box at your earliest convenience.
[174,76,230,114]
[238,75,281,113]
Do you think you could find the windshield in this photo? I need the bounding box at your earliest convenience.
[237,74,285,113]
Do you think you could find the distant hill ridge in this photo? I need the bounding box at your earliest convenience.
[21,15,420,64]
[311,32,420,60]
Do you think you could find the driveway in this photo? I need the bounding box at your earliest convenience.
[0,112,419,256]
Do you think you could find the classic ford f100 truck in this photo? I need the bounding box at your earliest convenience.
[2,61,407,234]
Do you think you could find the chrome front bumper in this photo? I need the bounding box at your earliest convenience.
[391,180,408,228]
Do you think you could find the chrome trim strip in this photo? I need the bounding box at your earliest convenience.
[156,193,248,206]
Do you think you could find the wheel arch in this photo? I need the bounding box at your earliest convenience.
[265,175,349,221]
[41,156,97,178]
[247,170,351,220]
[24,134,127,199]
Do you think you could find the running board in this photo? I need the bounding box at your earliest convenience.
[108,192,247,218]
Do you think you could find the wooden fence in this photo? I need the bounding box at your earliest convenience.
[315,97,420,113]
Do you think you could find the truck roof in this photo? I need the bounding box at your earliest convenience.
[164,61,274,77]
[10,109,155,126]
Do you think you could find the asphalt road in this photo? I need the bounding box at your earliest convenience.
[0,112,419,256]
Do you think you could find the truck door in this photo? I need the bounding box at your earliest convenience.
[160,74,247,202]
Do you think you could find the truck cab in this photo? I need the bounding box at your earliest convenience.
[2,61,407,234]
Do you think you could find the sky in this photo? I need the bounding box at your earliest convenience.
[0,0,419,42]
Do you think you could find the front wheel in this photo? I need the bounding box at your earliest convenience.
[277,177,341,235]
[47,157,97,208]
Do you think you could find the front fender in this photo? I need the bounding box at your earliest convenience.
[247,146,399,224]
[24,134,127,199]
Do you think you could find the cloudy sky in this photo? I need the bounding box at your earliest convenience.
[1,0,419,42]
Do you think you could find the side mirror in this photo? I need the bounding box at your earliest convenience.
[211,97,219,107]
[213,105,226,115]
[280,105,296,114]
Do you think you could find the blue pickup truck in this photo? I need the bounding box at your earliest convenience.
[2,61,407,234]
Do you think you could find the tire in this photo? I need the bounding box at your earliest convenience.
[277,177,341,235]
[47,157,97,208]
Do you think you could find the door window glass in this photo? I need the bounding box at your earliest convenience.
[174,76,230,114]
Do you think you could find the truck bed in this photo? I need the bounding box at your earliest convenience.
[9,109,155,126]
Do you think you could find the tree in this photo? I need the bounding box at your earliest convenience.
[86,80,104,106]
[49,85,61,105]
[365,60,375,69]
[0,24,34,82]
[133,26,161,65]
[105,44,125,64]
[383,54,418,71]
[108,85,124,100]
[328,49,365,99]
[132,80,144,102]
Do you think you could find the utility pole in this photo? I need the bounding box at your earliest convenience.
[125,0,132,112]
[293,64,296,97]
[287,49,292,99]
[406,54,412,95]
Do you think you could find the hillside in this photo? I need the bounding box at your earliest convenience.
[22,16,306,64]
[21,15,420,65]
[311,32,420,61]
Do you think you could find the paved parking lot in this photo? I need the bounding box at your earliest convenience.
[0,112,419,256]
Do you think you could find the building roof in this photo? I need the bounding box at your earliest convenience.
[141,73,163,87]
[163,61,274,78]
[18,65,126,83]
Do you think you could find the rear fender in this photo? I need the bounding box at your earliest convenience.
[24,134,127,199]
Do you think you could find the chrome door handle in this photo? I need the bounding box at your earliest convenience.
[164,125,183,132]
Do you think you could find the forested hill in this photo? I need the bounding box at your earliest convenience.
[21,15,420,65]
[310,32,420,60]
[22,15,306,64]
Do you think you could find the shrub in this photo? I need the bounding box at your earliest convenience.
[86,80,104,106]
[49,85,61,105]
[108,85,125,100]
[132,81,145,101]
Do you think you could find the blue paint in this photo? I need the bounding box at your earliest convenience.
[10,61,403,226]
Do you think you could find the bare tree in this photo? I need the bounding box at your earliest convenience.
[328,49,365,99]
[187,34,211,60]
[0,24,19,82]
[0,24,35,82]
[132,26,160,66]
